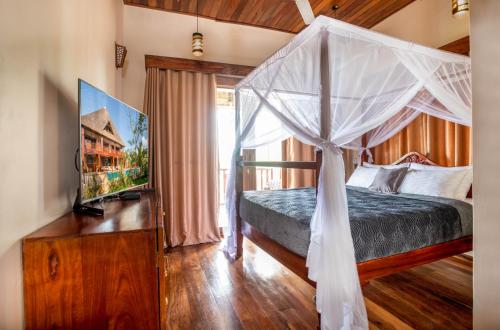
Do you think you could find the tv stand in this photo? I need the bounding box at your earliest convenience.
[23,192,166,329]
[73,189,104,216]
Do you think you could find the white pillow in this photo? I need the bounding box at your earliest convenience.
[346,166,379,188]
[363,162,410,170]
[409,163,473,199]
[399,169,470,200]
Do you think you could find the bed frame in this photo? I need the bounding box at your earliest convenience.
[233,33,471,327]
[234,150,472,286]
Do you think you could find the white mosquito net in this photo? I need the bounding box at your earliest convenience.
[225,16,471,330]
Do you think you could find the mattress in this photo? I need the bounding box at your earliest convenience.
[239,186,473,262]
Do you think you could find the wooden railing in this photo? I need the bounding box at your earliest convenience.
[256,168,277,190]
[238,152,322,195]
[83,165,123,174]
[84,142,124,158]
[238,160,316,169]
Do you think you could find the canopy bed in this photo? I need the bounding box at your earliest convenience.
[225,16,472,330]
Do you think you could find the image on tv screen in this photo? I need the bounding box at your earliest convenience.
[79,80,148,202]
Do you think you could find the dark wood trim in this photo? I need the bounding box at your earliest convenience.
[439,36,470,56]
[236,151,244,259]
[241,221,472,285]
[124,0,416,34]
[315,149,322,196]
[215,75,243,88]
[239,160,317,169]
[357,236,472,281]
[361,134,368,164]
[392,151,438,166]
[145,55,255,76]
[124,2,294,34]
[364,151,442,167]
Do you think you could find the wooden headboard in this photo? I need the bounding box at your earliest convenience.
[391,151,437,166]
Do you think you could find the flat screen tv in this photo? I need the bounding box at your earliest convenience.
[78,79,148,204]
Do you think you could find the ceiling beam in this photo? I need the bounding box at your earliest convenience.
[145,55,255,77]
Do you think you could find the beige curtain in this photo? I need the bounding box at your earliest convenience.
[281,137,357,187]
[144,68,221,246]
[370,113,472,166]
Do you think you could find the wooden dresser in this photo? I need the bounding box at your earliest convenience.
[23,192,166,330]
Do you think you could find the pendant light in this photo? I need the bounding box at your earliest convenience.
[192,0,204,57]
[452,0,470,17]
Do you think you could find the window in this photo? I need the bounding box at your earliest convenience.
[216,88,235,228]
[85,136,96,148]
[216,88,284,227]
[85,155,95,172]
[104,122,114,134]
[102,157,111,167]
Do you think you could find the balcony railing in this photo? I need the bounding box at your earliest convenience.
[84,142,124,158]
[218,167,281,206]
[256,168,277,191]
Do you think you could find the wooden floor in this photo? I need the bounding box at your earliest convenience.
[165,239,472,329]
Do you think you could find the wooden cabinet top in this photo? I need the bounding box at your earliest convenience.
[24,192,158,241]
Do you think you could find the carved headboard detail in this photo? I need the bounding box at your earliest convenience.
[392,151,437,166]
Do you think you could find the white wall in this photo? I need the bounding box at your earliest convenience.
[0,0,123,328]
[372,0,469,48]
[470,1,500,328]
[122,6,293,111]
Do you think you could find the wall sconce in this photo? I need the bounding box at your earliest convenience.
[452,0,470,17]
[115,43,127,68]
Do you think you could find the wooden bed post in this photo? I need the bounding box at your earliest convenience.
[320,29,331,141]
[235,89,244,259]
[236,158,243,258]
[315,149,322,195]
[316,26,332,325]
[360,134,368,165]
[315,28,331,196]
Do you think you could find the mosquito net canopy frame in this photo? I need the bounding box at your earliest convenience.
[225,16,471,330]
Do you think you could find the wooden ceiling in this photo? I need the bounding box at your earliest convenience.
[124,0,416,33]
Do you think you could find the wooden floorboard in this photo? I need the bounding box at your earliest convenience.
[165,240,472,329]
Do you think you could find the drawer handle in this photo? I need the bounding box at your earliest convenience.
[48,250,59,280]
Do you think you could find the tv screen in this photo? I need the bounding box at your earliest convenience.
[78,79,148,203]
